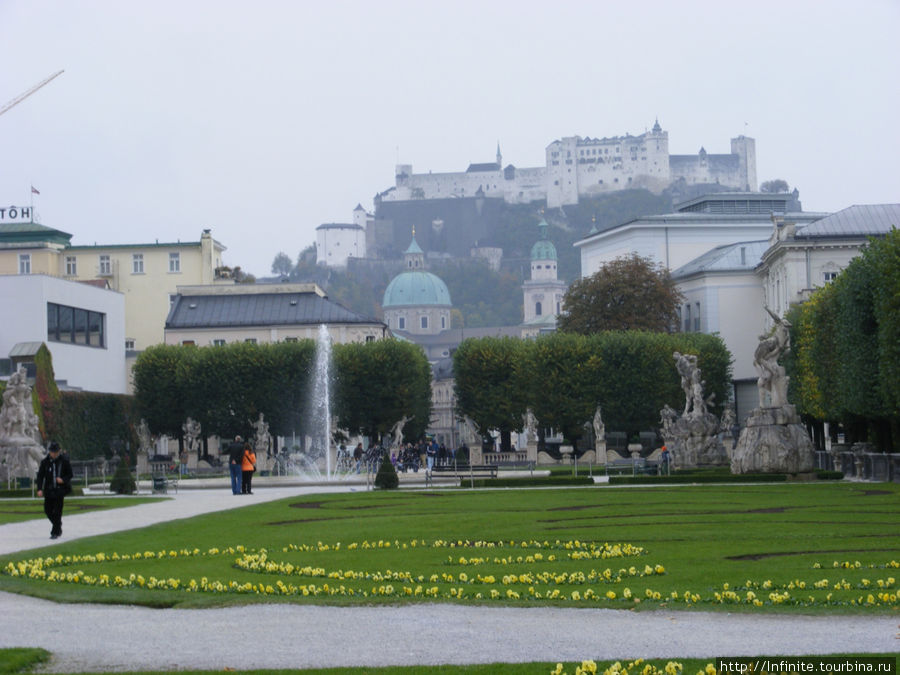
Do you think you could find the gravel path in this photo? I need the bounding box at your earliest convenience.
[0,481,896,672]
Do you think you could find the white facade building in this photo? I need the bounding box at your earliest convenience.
[757,204,900,319]
[574,193,825,278]
[0,274,126,393]
[315,222,367,268]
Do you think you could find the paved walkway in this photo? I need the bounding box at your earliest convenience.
[0,479,897,672]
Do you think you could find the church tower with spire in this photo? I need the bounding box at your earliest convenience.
[521,217,567,337]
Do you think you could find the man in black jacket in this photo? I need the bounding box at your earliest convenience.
[36,441,73,539]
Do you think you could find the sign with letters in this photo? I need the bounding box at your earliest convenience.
[0,206,33,221]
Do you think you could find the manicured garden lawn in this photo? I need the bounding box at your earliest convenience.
[1,483,897,613]
[0,496,163,525]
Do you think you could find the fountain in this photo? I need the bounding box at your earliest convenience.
[313,324,333,480]
[277,324,339,481]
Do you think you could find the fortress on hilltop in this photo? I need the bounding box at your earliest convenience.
[378,121,756,208]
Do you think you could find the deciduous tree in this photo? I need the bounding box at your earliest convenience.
[558,253,682,334]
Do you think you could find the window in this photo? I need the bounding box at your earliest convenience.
[366,335,376,343]
[99,255,111,275]
[535,301,542,316]
[683,304,691,333]
[212,339,226,346]
[125,339,135,350]
[18,254,31,274]
[168,252,180,273]
[284,337,298,343]
[65,256,77,276]
[420,316,428,330]
[132,253,144,274]
[181,340,196,346]
[47,302,105,348]
[244,338,257,344]
[398,317,406,330]
[694,302,701,332]
[824,271,838,283]
[440,316,446,329]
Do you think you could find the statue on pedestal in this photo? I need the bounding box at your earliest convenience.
[182,417,202,460]
[731,306,814,474]
[0,365,46,481]
[251,413,271,457]
[659,355,727,469]
[390,415,412,450]
[754,306,791,408]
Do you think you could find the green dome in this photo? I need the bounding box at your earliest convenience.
[531,238,557,261]
[531,219,557,261]
[383,271,452,308]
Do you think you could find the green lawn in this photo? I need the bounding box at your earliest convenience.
[1,483,897,613]
[0,496,164,525]
[1,651,894,675]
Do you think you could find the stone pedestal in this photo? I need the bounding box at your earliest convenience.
[594,440,607,466]
[731,405,814,474]
[664,413,728,470]
[525,439,539,465]
[0,438,45,482]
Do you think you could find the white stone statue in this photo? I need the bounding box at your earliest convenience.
[592,407,605,443]
[754,306,791,408]
[0,365,40,443]
[390,415,412,449]
[462,415,479,446]
[251,412,270,455]
[0,364,45,480]
[673,351,699,416]
[524,409,538,441]
[719,402,736,438]
[182,417,201,453]
[136,419,154,455]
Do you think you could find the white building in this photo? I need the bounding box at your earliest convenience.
[758,204,900,318]
[671,241,769,419]
[574,193,825,278]
[670,203,899,421]
[315,221,367,268]
[164,283,387,347]
[0,274,126,393]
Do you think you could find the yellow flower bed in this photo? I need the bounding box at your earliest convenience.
[3,540,898,608]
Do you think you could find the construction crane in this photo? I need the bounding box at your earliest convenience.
[0,69,64,117]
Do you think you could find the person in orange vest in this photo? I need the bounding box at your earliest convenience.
[241,441,257,494]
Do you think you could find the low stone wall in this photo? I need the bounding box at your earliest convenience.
[815,450,899,482]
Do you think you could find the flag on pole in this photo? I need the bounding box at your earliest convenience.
[31,186,40,195]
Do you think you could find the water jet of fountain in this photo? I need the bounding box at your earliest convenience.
[313,324,333,480]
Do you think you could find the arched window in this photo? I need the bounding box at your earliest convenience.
[535,301,542,316]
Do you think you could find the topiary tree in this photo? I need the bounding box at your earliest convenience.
[373,450,399,490]
[109,454,136,494]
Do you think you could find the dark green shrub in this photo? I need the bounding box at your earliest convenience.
[374,450,399,490]
[109,455,136,495]
[816,470,844,480]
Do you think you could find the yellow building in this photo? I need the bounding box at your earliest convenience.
[0,218,227,353]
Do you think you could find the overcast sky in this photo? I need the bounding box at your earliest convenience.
[2,0,898,278]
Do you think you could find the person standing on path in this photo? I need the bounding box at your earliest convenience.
[228,435,244,495]
[241,441,256,494]
[35,441,73,539]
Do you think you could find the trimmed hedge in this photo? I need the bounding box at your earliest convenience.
[466,476,595,488]
[608,473,788,485]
